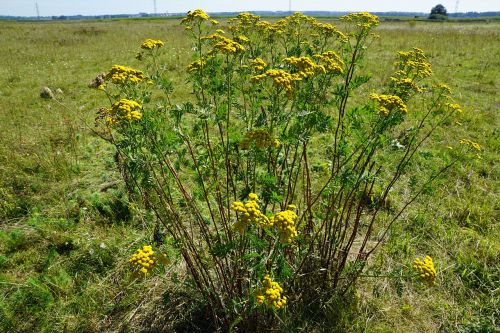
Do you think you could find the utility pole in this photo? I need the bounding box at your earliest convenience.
[35,1,40,19]
[289,0,292,13]
[455,0,460,13]
[154,0,157,15]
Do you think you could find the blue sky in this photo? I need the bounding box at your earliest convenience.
[1,0,499,17]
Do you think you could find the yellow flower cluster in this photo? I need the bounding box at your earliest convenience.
[270,209,298,243]
[187,58,206,73]
[390,77,424,98]
[203,34,246,54]
[106,99,142,125]
[314,51,344,74]
[369,93,408,116]
[341,12,380,30]
[239,129,280,150]
[312,22,348,42]
[255,20,280,35]
[254,275,287,310]
[130,245,156,275]
[250,58,267,71]
[446,102,463,113]
[396,48,433,79]
[460,138,481,151]
[181,9,209,25]
[228,12,261,32]
[106,65,146,85]
[141,38,164,50]
[231,193,271,233]
[413,256,436,286]
[434,83,452,94]
[284,56,326,78]
[235,35,250,44]
[252,69,301,97]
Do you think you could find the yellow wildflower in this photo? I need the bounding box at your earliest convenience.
[106,99,142,124]
[141,38,164,50]
[284,56,325,78]
[251,69,301,97]
[314,51,344,74]
[130,245,156,275]
[395,48,433,79]
[390,77,424,98]
[187,58,207,73]
[413,256,436,286]
[239,129,280,150]
[235,35,250,44]
[105,65,146,85]
[369,93,408,116]
[341,12,380,30]
[460,139,481,151]
[312,22,348,42]
[270,208,298,244]
[181,9,209,25]
[231,193,271,233]
[446,102,463,113]
[250,58,267,72]
[434,83,452,94]
[203,34,246,54]
[254,275,287,310]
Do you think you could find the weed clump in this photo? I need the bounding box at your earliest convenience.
[90,9,471,330]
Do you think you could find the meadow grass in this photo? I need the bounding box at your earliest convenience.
[0,18,498,332]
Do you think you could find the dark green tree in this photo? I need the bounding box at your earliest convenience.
[429,4,448,20]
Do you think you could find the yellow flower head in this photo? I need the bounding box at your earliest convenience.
[341,12,380,30]
[389,77,424,98]
[106,99,143,124]
[446,102,463,113]
[250,58,267,72]
[270,209,298,243]
[460,138,481,151]
[312,22,348,42]
[181,9,210,25]
[413,255,436,286]
[239,129,280,150]
[284,56,325,78]
[231,193,271,233]
[105,65,146,85]
[203,34,246,54]
[314,51,344,74]
[130,245,157,275]
[395,48,433,79]
[228,12,261,33]
[141,38,164,50]
[187,58,207,73]
[369,93,408,116]
[434,83,452,94]
[251,69,301,97]
[254,275,287,310]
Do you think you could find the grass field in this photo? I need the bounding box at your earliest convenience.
[0,17,498,332]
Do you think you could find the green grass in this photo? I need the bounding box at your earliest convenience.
[0,18,498,332]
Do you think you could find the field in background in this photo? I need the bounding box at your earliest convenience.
[0,18,498,332]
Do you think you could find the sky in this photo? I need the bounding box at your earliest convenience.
[1,0,499,17]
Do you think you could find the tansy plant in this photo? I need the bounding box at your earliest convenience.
[90,10,470,330]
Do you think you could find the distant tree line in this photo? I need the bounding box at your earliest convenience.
[1,10,499,21]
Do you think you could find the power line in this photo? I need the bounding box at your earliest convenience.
[35,1,40,19]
